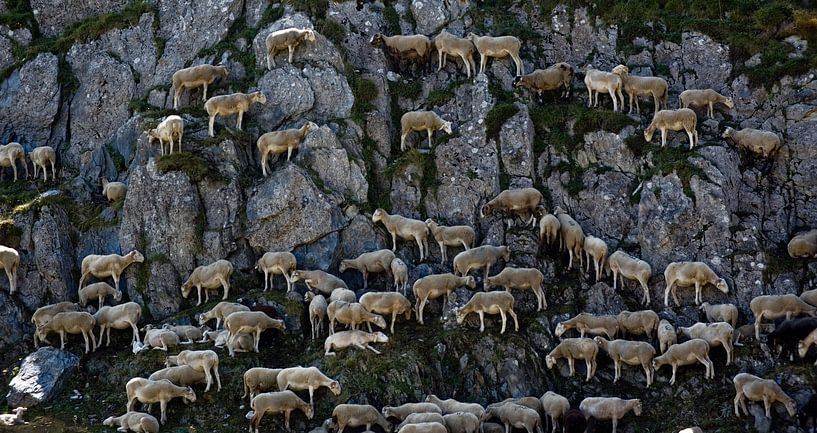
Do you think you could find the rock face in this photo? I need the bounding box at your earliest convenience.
[31,0,128,37]
[6,347,80,407]
[0,53,60,148]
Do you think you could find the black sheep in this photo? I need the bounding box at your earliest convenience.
[766,317,817,361]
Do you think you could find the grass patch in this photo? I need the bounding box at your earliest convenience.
[426,88,455,107]
[485,103,519,142]
[155,152,221,183]
[390,79,422,100]
[317,18,347,46]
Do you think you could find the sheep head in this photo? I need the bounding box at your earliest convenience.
[252,91,267,105]
[303,28,316,42]
[216,65,230,77]
[455,309,467,324]
[424,218,437,229]
[290,270,304,282]
[512,75,524,88]
[479,204,493,218]
[723,97,735,109]
[338,260,351,273]
[304,121,319,134]
[303,403,315,419]
[783,395,796,417]
[631,399,643,416]
[715,278,729,293]
[303,291,314,302]
[553,206,566,215]
[799,340,809,358]
[643,127,655,143]
[441,120,453,134]
[382,407,395,418]
[611,64,629,76]
[554,322,566,337]
[372,208,386,223]
[181,281,194,298]
[328,380,341,395]
[183,387,197,403]
[272,318,286,331]
[372,315,387,329]
[721,127,735,139]
[128,250,145,263]
[245,411,256,420]
[102,416,115,426]
[113,289,123,302]
[545,354,556,369]
[500,246,511,261]
[462,275,476,289]
[146,129,160,144]
[369,33,384,47]
[373,331,389,343]
[466,32,478,41]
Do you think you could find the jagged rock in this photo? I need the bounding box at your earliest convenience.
[0,291,25,355]
[6,347,80,407]
[297,125,368,203]
[0,32,14,71]
[31,205,77,303]
[254,66,315,130]
[499,104,534,179]
[86,13,158,95]
[302,65,354,120]
[243,0,268,27]
[30,0,128,37]
[681,32,731,93]
[410,0,448,35]
[0,53,60,148]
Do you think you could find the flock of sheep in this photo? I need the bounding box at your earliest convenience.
[1,14,817,433]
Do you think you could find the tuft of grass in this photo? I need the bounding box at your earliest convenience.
[384,4,400,34]
[390,79,422,100]
[426,88,455,107]
[155,152,221,183]
[318,18,347,46]
[485,103,519,142]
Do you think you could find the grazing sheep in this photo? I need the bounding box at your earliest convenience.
[372,208,430,261]
[583,235,608,283]
[485,267,547,311]
[32,301,80,347]
[257,122,318,175]
[733,373,796,419]
[679,88,734,118]
[391,258,408,294]
[513,62,573,100]
[224,311,285,356]
[768,317,817,361]
[452,245,511,284]
[399,413,445,431]
[101,178,127,202]
[546,337,599,381]
[330,288,357,304]
[481,403,541,433]
[324,330,389,355]
[140,326,181,352]
[699,302,739,328]
[466,33,523,76]
[304,292,328,340]
[608,250,652,304]
[583,65,624,111]
[339,249,396,289]
[359,292,412,334]
[149,365,207,389]
[333,403,392,433]
[197,301,249,329]
[426,395,485,418]
[663,261,728,306]
[555,313,619,339]
[0,245,19,295]
[480,188,544,228]
[79,250,144,293]
[644,108,698,149]
[657,319,676,354]
[277,366,341,405]
[538,213,561,249]
[434,30,476,78]
[611,64,668,114]
[147,115,184,155]
[290,269,349,295]
[0,407,27,426]
[456,291,518,334]
[181,259,233,306]
[370,33,432,73]
[165,350,221,393]
[29,146,57,181]
[554,207,585,270]
[652,338,714,385]
[413,273,476,324]
[616,310,659,339]
[102,412,158,433]
[443,412,480,433]
[94,302,141,348]
[382,403,443,421]
[400,110,453,151]
[36,311,96,353]
[242,367,283,401]
[788,229,817,258]
[265,28,316,69]
[679,322,735,365]
[751,294,817,339]
[425,218,475,265]
[79,281,121,307]
[125,378,196,424]
[172,64,229,109]
[204,91,267,137]
[540,391,570,433]
[579,397,642,433]
[722,126,781,158]
[247,390,313,432]
[0,142,27,181]
[563,408,587,433]
[328,301,387,334]
[397,421,447,433]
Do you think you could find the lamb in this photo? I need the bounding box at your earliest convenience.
[426,395,485,418]
[78,250,144,293]
[242,368,283,401]
[181,259,233,306]
[359,292,412,334]
[583,235,608,283]
[94,302,141,348]
[78,281,121,307]
[29,146,57,181]
[452,245,511,284]
[425,218,475,265]
[750,294,817,339]
[31,301,80,347]
[171,64,229,109]
[36,311,96,353]
[103,411,158,433]
[400,110,453,151]
[328,301,387,334]
[0,407,27,426]
[382,403,443,421]
[392,258,408,294]
[397,421,447,433]
[652,338,714,385]
[788,229,817,258]
[538,213,561,248]
[481,403,542,433]
[456,291,519,334]
[583,65,624,112]
[101,178,126,202]
[466,33,523,76]
[663,261,729,306]
[139,326,180,352]
[0,245,19,294]
[733,373,796,419]
[611,64,668,114]
[722,126,781,158]
[146,115,184,155]
[579,397,641,433]
[149,365,207,389]
[265,27,316,69]
[540,391,570,433]
[658,319,677,354]
[545,337,599,381]
[290,269,349,295]
[679,322,735,365]
[304,292,327,340]
[434,30,476,78]
[224,311,285,356]
[162,324,205,344]
[332,403,392,433]
[370,33,432,73]
[277,366,341,404]
[246,390,313,432]
[257,122,318,175]
[125,378,196,424]
[616,310,659,339]
[197,301,250,329]
[513,62,573,100]
[608,250,652,304]
[644,108,699,149]
[330,288,356,304]
[204,91,267,137]
[443,412,480,433]
[480,188,544,228]
[554,207,585,270]
[768,317,817,361]
[412,273,476,325]
[555,313,618,339]
[339,249,396,289]
[165,350,221,392]
[0,142,27,181]
[324,330,389,355]
[485,267,547,311]
[679,88,734,118]
[699,302,739,328]
[594,337,655,386]
[372,208,430,261]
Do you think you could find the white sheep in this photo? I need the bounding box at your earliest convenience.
[398,422,448,433]
[370,33,433,73]
[607,250,652,305]
[722,126,781,158]
[733,373,796,419]
[699,302,739,328]
[359,291,412,334]
[79,250,144,293]
[304,292,327,340]
[94,302,141,348]
[224,311,285,356]
[0,142,28,181]
[583,65,624,112]
[413,273,476,324]
[391,258,408,294]
[247,390,313,432]
[554,207,585,270]
[750,293,817,339]
[372,208,430,261]
[125,378,196,424]
[172,64,229,109]
[443,412,480,433]
[162,324,205,344]
[583,235,608,283]
[204,91,267,137]
[538,213,560,248]
[339,249,396,289]
[265,28,317,69]
[481,403,541,433]
[679,322,735,365]
[324,329,389,355]
[181,259,233,306]
[663,261,728,306]
[799,328,817,364]
[328,301,386,334]
[29,146,57,181]
[290,269,348,295]
[36,311,97,353]
[101,178,127,202]
[579,397,642,433]
[485,267,547,311]
[333,403,393,432]
[513,63,573,99]
[149,365,207,389]
[147,115,184,155]
[31,302,80,347]
[480,188,544,228]
[0,245,19,295]
[679,88,734,118]
[652,338,714,385]
[466,33,523,76]
[594,337,656,386]
[616,310,659,339]
[611,64,668,114]
[398,412,445,430]
[555,313,618,339]
[546,337,599,381]
[242,367,282,401]
[257,122,318,175]
[197,301,249,329]
[456,291,519,334]
[434,30,476,78]
[166,349,221,393]
[277,366,341,404]
[426,395,485,418]
[79,281,121,307]
[330,288,357,304]
[102,411,158,433]
[644,108,698,149]
[789,229,817,258]
[382,403,442,421]
[425,218,475,265]
[139,326,180,352]
[657,319,676,354]
[0,407,28,426]
[540,391,569,433]
[400,110,453,152]
[452,245,511,285]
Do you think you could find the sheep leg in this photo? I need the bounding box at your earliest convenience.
[32,163,38,180]
[512,53,522,76]
[567,249,574,270]
[58,330,66,350]
[611,417,618,433]
[694,282,702,305]
[477,311,486,332]
[669,365,678,385]
[10,161,16,181]
[174,88,181,110]
[418,297,428,324]
[509,309,519,332]
[390,232,397,251]
[566,357,575,376]
[415,236,425,261]
[586,86,593,107]
[613,359,621,383]
[203,368,212,392]
[628,93,634,114]
[640,279,650,304]
[439,243,446,264]
[287,146,294,162]
[484,265,491,286]
[733,392,743,416]
[81,330,90,353]
[427,128,433,149]
[288,45,295,64]
[594,90,599,107]
[209,115,216,137]
[479,54,486,74]
[660,128,667,148]
[687,128,695,150]
[708,102,713,118]
[363,343,381,354]
[498,309,507,334]
[437,50,443,71]
[587,359,596,381]
[237,110,244,130]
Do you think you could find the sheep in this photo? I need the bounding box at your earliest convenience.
[265,28,316,69]
[161,324,205,344]
[328,301,387,334]
[555,313,618,339]
[481,403,541,433]
[242,368,283,401]
[198,301,250,329]
[171,64,229,109]
[722,126,781,158]
[398,421,447,433]
[803,288,817,307]
[482,422,505,433]
[304,292,327,340]
[434,30,477,78]
[382,403,443,421]
[466,33,523,76]
[583,65,624,112]
[372,208,430,261]
[554,207,585,270]
[513,62,573,100]
[652,338,714,385]
[699,302,738,328]
[398,412,445,430]
[391,258,408,294]
[425,218,475,265]
[678,428,703,433]
[583,235,608,283]
[207,329,253,353]
[102,412,159,433]
[798,327,817,364]
[149,364,207,389]
[330,288,356,304]
[608,252,652,304]
[0,407,27,426]
[36,311,96,353]
[452,245,511,284]
[257,122,318,175]
[125,378,196,424]
[333,403,392,433]
[679,322,735,365]
[0,245,19,295]
[456,291,519,334]
[562,408,587,433]
[0,142,27,181]
[768,317,817,361]
[29,146,57,181]
[181,259,233,306]
[79,281,121,307]
[413,273,477,324]
[79,250,144,293]
[277,366,341,405]
[165,350,221,392]
[443,412,480,433]
[247,390,313,432]
[679,88,734,118]
[579,397,641,433]
[359,292,412,334]
[94,302,141,348]
[611,64,668,114]
[733,373,796,419]
[751,294,817,339]
[370,33,432,73]
[101,178,127,202]
[480,188,544,228]
[426,395,485,418]
[545,337,599,381]
[400,110,453,152]
[538,213,561,249]
[485,266,547,311]
[788,229,817,258]
[204,91,267,137]
[339,249,396,289]
[324,330,389,355]
[147,115,184,155]
[644,108,699,149]
[663,261,728,307]
[224,311,285,356]
[616,310,659,339]
[290,269,349,295]
[657,319,676,354]
[539,391,569,433]
[594,337,656,386]
[31,301,80,347]
[139,326,180,352]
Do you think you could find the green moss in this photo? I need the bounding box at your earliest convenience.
[347,67,378,120]
[105,144,126,172]
[485,103,519,142]
[384,4,401,34]
[155,152,222,183]
[0,0,35,30]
